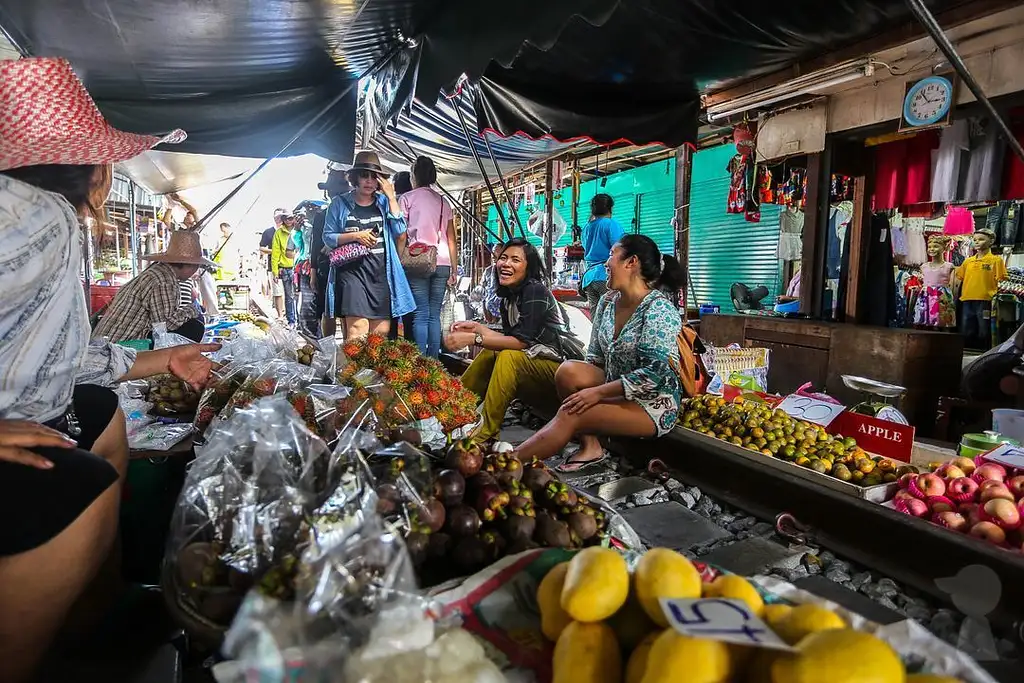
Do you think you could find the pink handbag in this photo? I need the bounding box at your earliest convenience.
[328,242,371,267]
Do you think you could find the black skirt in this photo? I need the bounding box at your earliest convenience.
[333,251,392,320]
[0,384,120,557]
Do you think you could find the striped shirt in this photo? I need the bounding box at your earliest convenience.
[0,175,137,423]
[93,262,199,343]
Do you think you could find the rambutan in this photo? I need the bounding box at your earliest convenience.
[407,390,425,406]
[366,332,386,348]
[425,389,442,407]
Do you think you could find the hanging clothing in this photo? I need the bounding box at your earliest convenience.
[986,201,1023,248]
[943,206,975,236]
[726,154,770,223]
[930,120,970,203]
[777,208,804,261]
[873,131,941,210]
[1002,110,1024,199]
[864,214,896,327]
[963,118,1005,203]
[904,219,928,266]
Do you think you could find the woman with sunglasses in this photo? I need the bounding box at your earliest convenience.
[322,151,415,340]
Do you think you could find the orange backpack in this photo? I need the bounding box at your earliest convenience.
[673,324,708,398]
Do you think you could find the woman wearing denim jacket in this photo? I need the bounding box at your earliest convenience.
[322,152,415,340]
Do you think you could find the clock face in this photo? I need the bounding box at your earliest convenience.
[903,76,953,127]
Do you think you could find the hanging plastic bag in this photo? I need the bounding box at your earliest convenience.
[215,359,318,425]
[527,207,567,244]
[152,322,196,350]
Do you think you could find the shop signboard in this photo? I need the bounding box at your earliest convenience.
[829,411,915,463]
[978,442,1024,470]
[775,394,845,427]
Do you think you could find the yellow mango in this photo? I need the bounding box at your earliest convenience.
[702,575,765,618]
[553,621,622,683]
[537,562,573,641]
[608,580,658,652]
[624,631,660,683]
[561,547,630,623]
[905,676,963,683]
[772,604,846,646]
[771,628,904,683]
[634,548,702,626]
[640,629,733,683]
[762,603,793,630]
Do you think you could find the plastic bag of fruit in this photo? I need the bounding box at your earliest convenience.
[151,322,197,349]
[192,360,258,438]
[165,395,352,632]
[147,373,201,416]
[215,358,318,425]
[295,336,337,381]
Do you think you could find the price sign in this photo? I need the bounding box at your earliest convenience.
[775,394,846,427]
[981,442,1024,470]
[659,598,794,651]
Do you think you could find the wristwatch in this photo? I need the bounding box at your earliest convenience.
[474,333,484,347]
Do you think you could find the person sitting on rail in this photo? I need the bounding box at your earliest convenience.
[444,238,584,443]
[514,234,684,469]
[0,57,218,683]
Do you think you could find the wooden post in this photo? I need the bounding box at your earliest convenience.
[544,159,554,278]
[800,147,831,318]
[844,175,871,322]
[674,145,693,311]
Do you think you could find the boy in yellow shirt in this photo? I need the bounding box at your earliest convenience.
[955,229,1006,348]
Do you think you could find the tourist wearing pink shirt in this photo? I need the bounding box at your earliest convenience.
[398,156,458,357]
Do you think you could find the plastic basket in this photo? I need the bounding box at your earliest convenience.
[118,339,153,351]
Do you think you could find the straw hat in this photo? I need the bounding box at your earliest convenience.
[142,230,217,269]
[0,57,186,171]
[349,150,389,177]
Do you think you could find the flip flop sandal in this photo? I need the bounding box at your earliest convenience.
[556,449,610,473]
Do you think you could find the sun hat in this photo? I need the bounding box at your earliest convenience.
[0,57,186,172]
[142,230,217,269]
[349,150,390,178]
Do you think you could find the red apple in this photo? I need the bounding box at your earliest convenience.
[981,498,1022,530]
[960,502,983,527]
[947,477,980,503]
[893,490,917,504]
[1007,475,1024,499]
[980,483,1015,504]
[910,473,945,499]
[926,496,957,514]
[973,463,1008,484]
[932,511,968,532]
[970,521,1007,545]
[895,497,929,518]
[936,464,967,481]
[897,472,916,490]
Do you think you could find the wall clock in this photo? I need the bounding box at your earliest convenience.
[900,75,955,130]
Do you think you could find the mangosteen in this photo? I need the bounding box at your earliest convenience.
[566,512,598,542]
[426,532,453,560]
[466,471,498,497]
[444,440,483,478]
[522,465,554,493]
[406,531,430,567]
[535,515,573,548]
[503,514,537,544]
[480,530,507,562]
[452,536,489,571]
[436,469,466,507]
[446,504,482,538]
[415,498,446,533]
[375,482,402,516]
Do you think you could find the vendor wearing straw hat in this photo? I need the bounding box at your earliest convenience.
[0,56,219,683]
[92,230,217,344]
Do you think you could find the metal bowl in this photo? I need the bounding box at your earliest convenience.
[841,375,906,398]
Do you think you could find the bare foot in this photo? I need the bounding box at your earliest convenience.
[555,444,607,472]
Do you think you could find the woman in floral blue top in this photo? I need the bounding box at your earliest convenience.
[513,235,684,468]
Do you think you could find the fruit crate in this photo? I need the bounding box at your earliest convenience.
[675,427,898,503]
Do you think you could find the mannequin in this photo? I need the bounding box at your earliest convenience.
[916,235,955,329]
[955,229,1007,348]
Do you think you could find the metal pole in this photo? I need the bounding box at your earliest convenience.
[905,0,1024,164]
[544,159,554,279]
[83,218,93,316]
[128,180,138,276]
[452,98,513,238]
[479,123,526,238]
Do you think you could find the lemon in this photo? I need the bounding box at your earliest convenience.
[624,631,660,683]
[763,603,793,630]
[537,562,573,641]
[561,547,630,623]
[773,603,846,645]
[553,621,622,683]
[634,548,702,626]
[771,629,903,683]
[702,575,765,618]
[640,629,733,683]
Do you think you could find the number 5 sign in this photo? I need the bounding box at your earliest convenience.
[775,394,846,427]
[659,598,794,651]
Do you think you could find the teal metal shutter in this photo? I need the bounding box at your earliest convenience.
[637,187,676,255]
[688,144,782,309]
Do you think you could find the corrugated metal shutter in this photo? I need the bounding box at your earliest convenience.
[689,145,782,308]
[637,188,675,255]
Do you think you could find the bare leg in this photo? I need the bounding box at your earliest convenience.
[274,295,285,318]
[344,317,369,340]
[367,318,391,336]
[514,400,656,463]
[554,361,607,470]
[0,411,126,682]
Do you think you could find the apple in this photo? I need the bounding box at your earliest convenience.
[980,483,1015,504]
[932,511,968,532]
[1006,475,1024,499]
[926,496,956,514]
[970,521,1007,545]
[981,498,1022,530]
[960,502,983,527]
[936,464,967,481]
[893,490,918,503]
[950,456,977,475]
[909,473,946,499]
[897,472,916,490]
[973,463,1008,484]
[895,497,929,518]
[947,477,980,503]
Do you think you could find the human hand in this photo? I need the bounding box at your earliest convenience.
[451,320,481,334]
[443,331,476,352]
[0,420,77,469]
[448,272,458,287]
[353,230,377,248]
[561,387,603,415]
[167,343,222,390]
[377,176,396,200]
